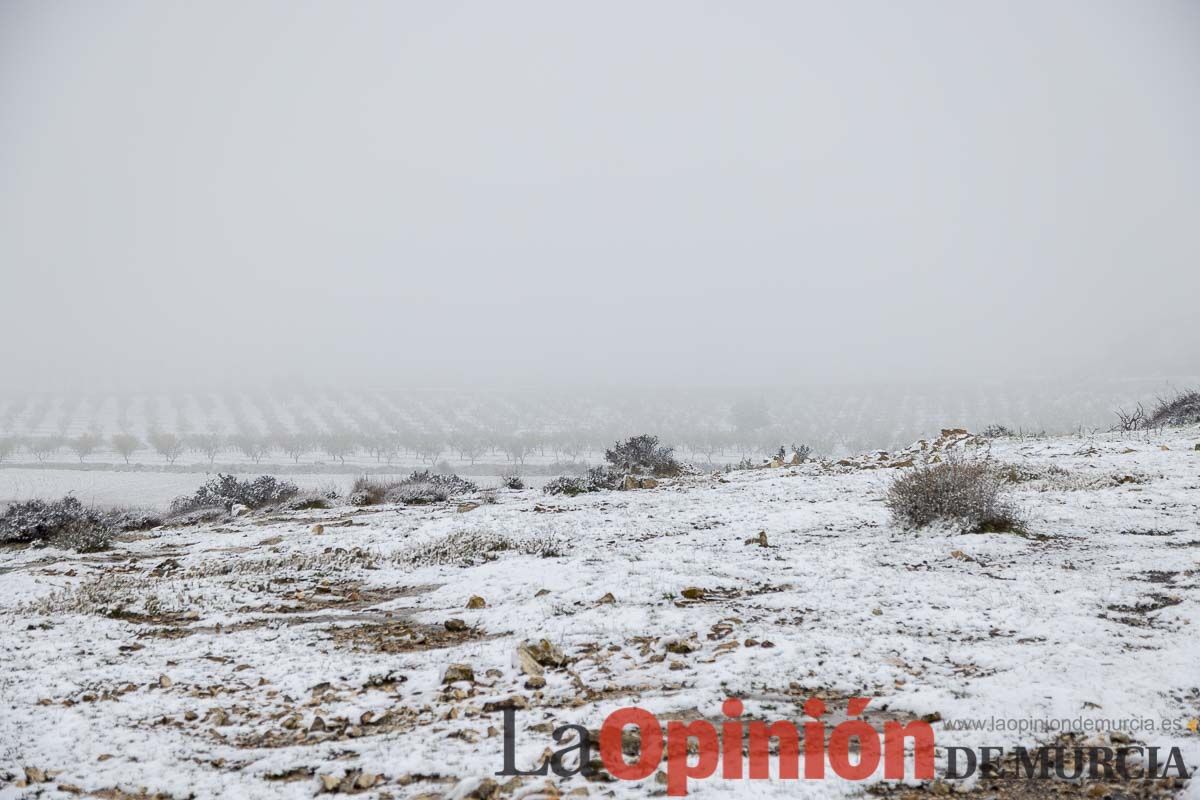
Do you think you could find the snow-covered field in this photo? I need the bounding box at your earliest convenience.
[1,427,1198,798]
[0,470,553,509]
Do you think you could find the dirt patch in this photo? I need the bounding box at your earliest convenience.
[329,619,488,654]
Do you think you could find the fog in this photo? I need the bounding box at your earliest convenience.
[2,0,1198,392]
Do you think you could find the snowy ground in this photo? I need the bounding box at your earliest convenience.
[1,427,1198,799]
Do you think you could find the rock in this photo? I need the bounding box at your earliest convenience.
[483,695,528,712]
[461,778,500,799]
[525,638,566,671]
[443,663,475,684]
[444,618,468,632]
[768,457,784,468]
[230,503,250,517]
[311,524,324,535]
[1087,784,1109,798]
[534,589,550,597]
[319,774,340,792]
[871,608,883,616]
[597,592,616,604]
[525,676,546,690]
[24,767,46,783]
[622,475,639,490]
[680,587,706,600]
[790,452,804,465]
[158,675,173,689]
[757,531,768,547]
[457,502,481,513]
[1161,445,1171,451]
[664,639,697,654]
[466,595,486,609]
[1195,443,1200,451]
[257,535,283,546]
[309,716,326,732]
[356,773,378,789]
[640,477,658,489]
[516,647,543,678]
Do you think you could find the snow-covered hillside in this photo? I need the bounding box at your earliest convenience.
[1,427,1198,799]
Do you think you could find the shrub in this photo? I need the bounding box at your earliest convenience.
[1113,403,1149,432]
[1145,390,1200,428]
[981,424,1015,439]
[543,476,596,497]
[886,457,1024,533]
[791,443,812,462]
[604,434,682,477]
[349,476,389,506]
[502,472,525,490]
[0,496,113,552]
[396,529,565,568]
[543,466,620,496]
[170,474,299,514]
[351,471,478,506]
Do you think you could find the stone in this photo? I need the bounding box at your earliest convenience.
[524,676,547,690]
[311,524,324,535]
[597,592,616,604]
[466,595,486,609]
[444,618,468,632]
[640,477,658,489]
[319,774,340,792]
[230,503,250,517]
[680,587,706,600]
[443,663,475,684]
[622,475,639,490]
[482,695,529,712]
[457,502,481,513]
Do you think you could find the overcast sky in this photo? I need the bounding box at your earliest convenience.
[2,1,1198,390]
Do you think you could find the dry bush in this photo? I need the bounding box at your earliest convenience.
[0,496,114,552]
[1145,390,1200,428]
[395,529,565,567]
[170,474,299,514]
[543,466,620,496]
[350,471,478,506]
[887,457,1024,533]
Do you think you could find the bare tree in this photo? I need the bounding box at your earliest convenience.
[189,432,226,465]
[277,432,311,464]
[231,434,271,464]
[149,430,186,464]
[28,435,64,463]
[320,430,357,465]
[70,431,102,463]
[501,433,534,466]
[111,433,142,464]
[0,436,17,463]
